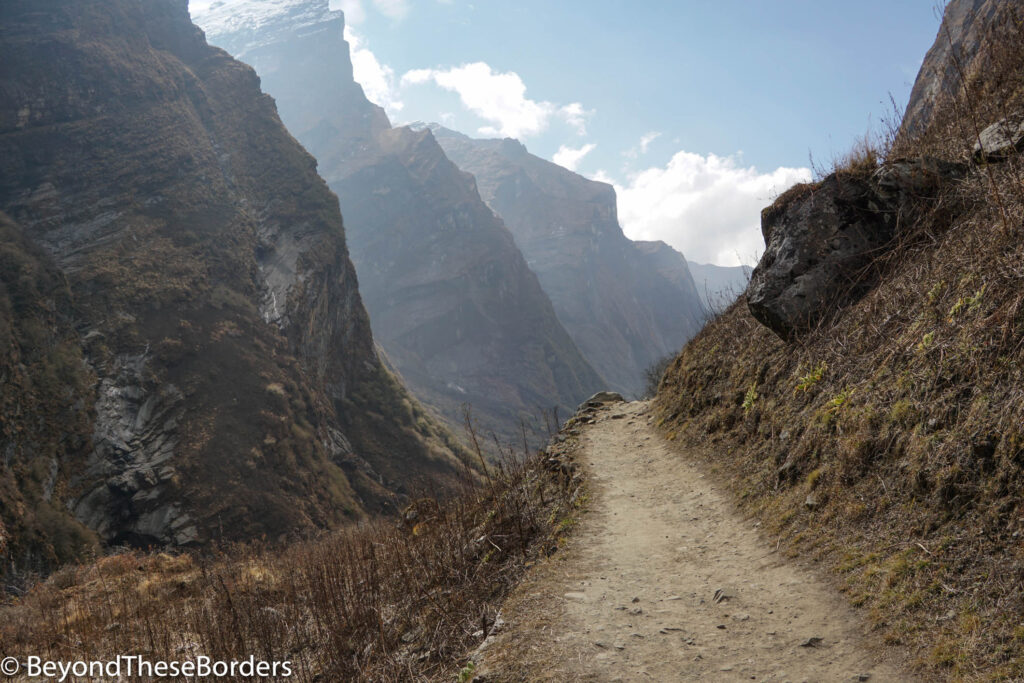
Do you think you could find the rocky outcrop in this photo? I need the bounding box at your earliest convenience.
[973,114,1024,162]
[196,1,606,445]
[577,391,625,412]
[747,159,965,340]
[899,0,1024,145]
[429,126,707,396]
[0,0,465,561]
[899,0,1012,140]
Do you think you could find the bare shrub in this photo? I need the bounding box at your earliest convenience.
[643,355,675,398]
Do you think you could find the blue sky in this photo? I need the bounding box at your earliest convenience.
[287,1,944,264]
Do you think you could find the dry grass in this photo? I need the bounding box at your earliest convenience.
[0,439,581,681]
[655,12,1024,682]
[833,133,885,179]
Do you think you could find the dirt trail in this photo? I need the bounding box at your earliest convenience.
[476,400,912,682]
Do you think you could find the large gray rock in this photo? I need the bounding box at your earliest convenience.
[973,115,1024,163]
[747,159,964,340]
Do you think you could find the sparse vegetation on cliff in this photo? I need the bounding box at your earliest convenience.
[0,213,99,582]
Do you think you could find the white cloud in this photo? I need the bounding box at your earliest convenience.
[401,62,591,139]
[552,143,596,172]
[372,0,409,19]
[601,151,811,267]
[623,131,661,159]
[559,102,593,136]
[639,131,660,154]
[400,69,435,85]
[345,26,403,115]
[402,63,551,138]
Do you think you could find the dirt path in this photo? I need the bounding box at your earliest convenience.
[475,400,912,682]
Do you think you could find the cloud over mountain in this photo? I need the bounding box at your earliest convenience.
[600,152,811,266]
[402,62,590,139]
[345,26,403,114]
[553,143,596,171]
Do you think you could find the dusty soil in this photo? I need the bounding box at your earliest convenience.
[474,400,914,682]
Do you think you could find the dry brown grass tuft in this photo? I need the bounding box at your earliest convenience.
[834,133,884,178]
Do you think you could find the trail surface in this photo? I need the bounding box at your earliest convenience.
[477,400,911,682]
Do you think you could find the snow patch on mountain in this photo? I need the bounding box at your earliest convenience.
[190,0,337,55]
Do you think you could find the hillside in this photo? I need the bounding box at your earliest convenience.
[0,0,465,574]
[654,0,1024,677]
[431,126,708,396]
[194,0,606,446]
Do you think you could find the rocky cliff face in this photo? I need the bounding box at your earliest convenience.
[430,127,708,396]
[0,0,464,567]
[899,0,1011,140]
[748,0,1023,344]
[0,212,98,571]
[898,0,1024,148]
[196,1,606,444]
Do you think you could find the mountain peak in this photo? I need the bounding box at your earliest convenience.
[191,0,340,57]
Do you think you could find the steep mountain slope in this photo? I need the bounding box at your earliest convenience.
[0,0,465,567]
[429,126,707,396]
[898,0,1013,140]
[655,0,1024,677]
[895,0,1024,159]
[195,0,606,444]
[684,260,752,311]
[0,212,98,572]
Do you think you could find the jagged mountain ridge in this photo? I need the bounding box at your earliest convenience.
[195,0,607,444]
[0,0,465,567]
[427,125,708,396]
